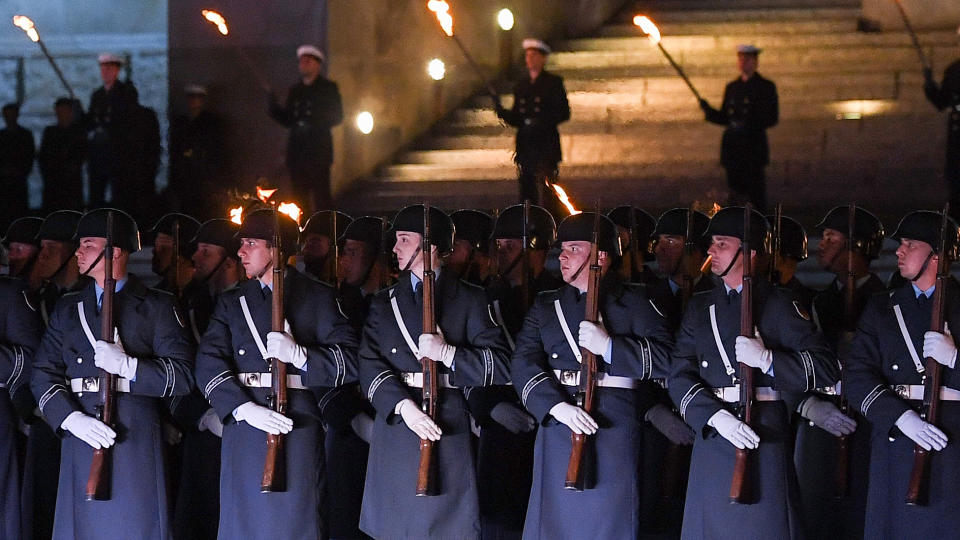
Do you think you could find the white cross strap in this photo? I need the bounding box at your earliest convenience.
[893,304,924,373]
[390,294,421,359]
[709,304,736,376]
[554,299,582,363]
[239,296,269,361]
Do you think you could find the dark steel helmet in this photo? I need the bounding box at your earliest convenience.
[703,206,771,254]
[653,208,711,253]
[556,212,622,257]
[36,210,83,243]
[150,213,202,258]
[300,210,353,244]
[339,216,385,254]
[450,209,494,252]
[607,206,657,261]
[73,208,141,252]
[491,204,557,250]
[390,204,455,255]
[815,206,885,260]
[890,210,960,261]
[766,214,808,261]
[236,208,300,255]
[3,217,44,247]
[192,219,241,260]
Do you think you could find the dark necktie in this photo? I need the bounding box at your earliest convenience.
[918,294,930,309]
[728,289,740,305]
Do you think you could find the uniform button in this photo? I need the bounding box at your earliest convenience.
[78,393,83,398]
[391,348,397,354]
[808,420,815,427]
[77,357,83,364]
[892,364,899,371]
[701,361,709,368]
[239,349,245,355]
[551,353,558,359]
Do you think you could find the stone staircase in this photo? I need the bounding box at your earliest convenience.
[340,0,958,226]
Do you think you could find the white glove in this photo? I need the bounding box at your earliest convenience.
[896,409,948,451]
[578,321,612,357]
[549,402,598,435]
[266,331,308,369]
[397,398,442,441]
[233,401,293,435]
[197,407,224,438]
[708,409,759,449]
[418,333,457,368]
[94,339,138,379]
[735,332,773,373]
[800,396,857,437]
[350,412,375,444]
[646,404,695,445]
[923,330,957,369]
[490,402,537,434]
[61,411,116,449]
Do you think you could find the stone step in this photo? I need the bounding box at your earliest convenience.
[611,6,862,24]
[598,18,859,38]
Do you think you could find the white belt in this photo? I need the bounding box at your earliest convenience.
[399,372,456,389]
[713,385,781,403]
[70,377,131,393]
[237,372,307,390]
[553,369,639,390]
[891,384,960,401]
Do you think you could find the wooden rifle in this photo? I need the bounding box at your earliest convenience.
[328,211,339,290]
[681,206,697,309]
[769,204,782,285]
[629,206,642,282]
[835,202,857,498]
[730,204,756,504]
[417,203,439,496]
[172,219,181,298]
[85,211,116,501]
[261,205,288,492]
[565,208,602,491]
[906,203,951,505]
[521,199,532,309]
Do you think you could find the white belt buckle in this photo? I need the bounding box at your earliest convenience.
[82,377,99,392]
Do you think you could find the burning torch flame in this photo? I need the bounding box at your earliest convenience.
[277,202,302,225]
[427,0,454,37]
[256,186,278,202]
[201,9,229,36]
[552,185,582,216]
[229,206,243,225]
[632,15,661,45]
[13,15,39,42]
[709,202,722,217]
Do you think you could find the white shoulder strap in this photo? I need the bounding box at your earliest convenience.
[77,301,97,349]
[553,299,582,363]
[709,304,736,376]
[492,300,515,350]
[390,294,421,359]
[892,304,925,373]
[239,296,268,360]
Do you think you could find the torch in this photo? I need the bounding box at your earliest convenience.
[12,15,76,100]
[201,10,271,92]
[426,1,498,97]
[891,0,930,71]
[633,15,703,102]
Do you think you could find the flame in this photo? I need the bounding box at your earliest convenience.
[709,202,722,217]
[256,186,277,202]
[632,15,661,45]
[427,0,454,37]
[552,184,581,215]
[201,9,229,36]
[12,15,39,42]
[277,202,302,225]
[229,206,243,225]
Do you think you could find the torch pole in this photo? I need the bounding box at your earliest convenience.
[34,38,76,100]
[656,43,702,101]
[235,45,271,92]
[449,34,498,97]
[892,0,930,71]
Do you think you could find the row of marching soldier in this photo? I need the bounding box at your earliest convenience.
[1,200,959,540]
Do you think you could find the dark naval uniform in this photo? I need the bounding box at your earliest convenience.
[844,280,960,539]
[0,278,42,540]
[30,275,195,540]
[269,77,343,210]
[0,118,35,224]
[702,74,778,210]
[358,270,511,540]
[925,61,960,221]
[168,110,225,219]
[511,276,673,540]
[669,279,837,539]
[195,269,358,539]
[85,80,139,207]
[496,70,570,206]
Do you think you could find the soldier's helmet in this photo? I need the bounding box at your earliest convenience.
[339,216,386,254]
[815,206,885,260]
[236,209,300,255]
[36,210,83,244]
[3,217,44,248]
[607,206,657,261]
[192,219,241,260]
[703,206,771,254]
[450,210,494,253]
[491,204,557,250]
[73,208,141,252]
[300,211,353,245]
[652,208,711,254]
[766,214,808,261]
[890,210,960,261]
[150,213,202,258]
[390,204,455,255]
[556,212,622,257]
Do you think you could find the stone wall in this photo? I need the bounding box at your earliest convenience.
[861,0,960,32]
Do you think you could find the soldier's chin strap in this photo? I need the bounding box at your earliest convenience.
[908,249,936,282]
[717,249,742,278]
[80,251,105,277]
[569,256,590,283]
[401,246,422,273]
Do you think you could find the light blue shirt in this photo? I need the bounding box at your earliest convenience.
[95,277,127,309]
[912,283,935,299]
[722,282,773,375]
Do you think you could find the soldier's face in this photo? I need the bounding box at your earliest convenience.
[99,63,120,86]
[737,53,758,76]
[298,55,322,79]
[558,241,591,283]
[76,237,119,279]
[654,234,685,275]
[55,103,74,126]
[340,239,373,286]
[896,238,936,281]
[301,233,331,263]
[7,242,37,275]
[394,231,422,271]
[238,238,272,278]
[446,239,474,273]
[36,240,72,279]
[525,49,547,72]
[192,242,227,281]
[707,235,742,275]
[495,238,522,270]
[816,228,847,272]
[152,233,174,275]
